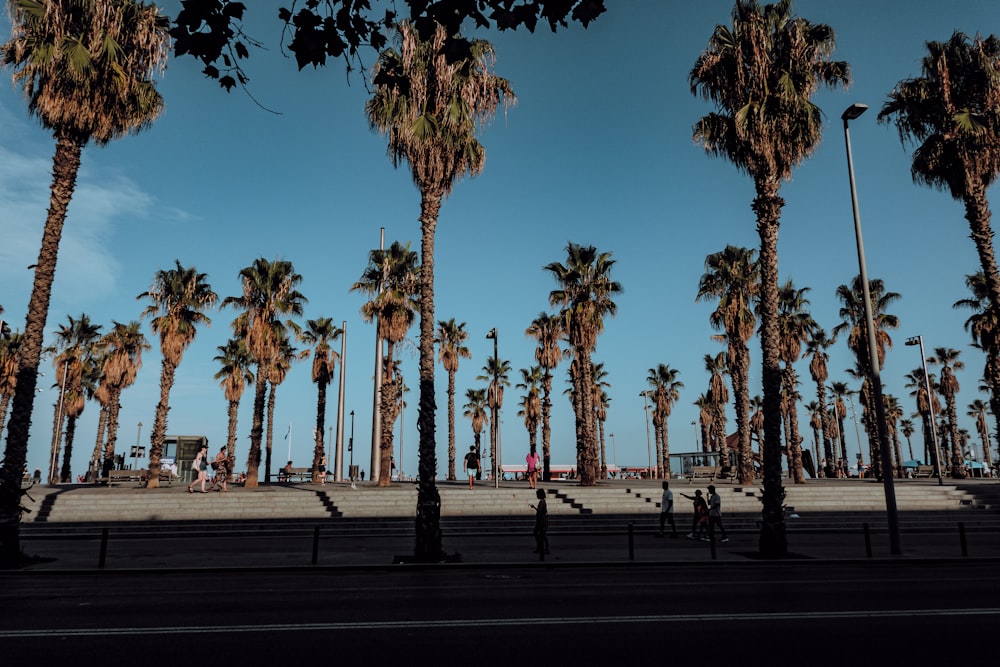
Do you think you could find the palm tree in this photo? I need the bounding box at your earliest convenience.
[690,0,849,557]
[545,242,622,486]
[696,245,758,483]
[367,20,514,559]
[96,321,148,481]
[954,271,1000,469]
[139,261,216,488]
[777,279,814,484]
[833,276,900,478]
[213,338,254,471]
[352,242,419,488]
[0,332,23,433]
[884,394,904,478]
[462,388,489,466]
[694,393,713,453]
[516,366,543,468]
[648,364,683,479]
[265,334,300,483]
[904,368,942,470]
[927,347,966,478]
[0,0,168,561]
[300,318,342,483]
[436,319,471,481]
[829,380,852,467]
[478,356,511,480]
[525,313,563,481]
[749,394,764,458]
[967,399,993,468]
[703,352,729,460]
[47,313,101,483]
[805,328,838,478]
[804,400,822,476]
[222,258,304,488]
[591,361,611,476]
[899,417,916,462]
[879,33,1000,362]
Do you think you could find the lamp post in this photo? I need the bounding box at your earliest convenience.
[371,228,385,484]
[641,391,653,478]
[905,335,944,486]
[349,409,356,488]
[842,102,901,555]
[334,320,347,481]
[49,358,69,485]
[486,327,499,488]
[609,432,617,474]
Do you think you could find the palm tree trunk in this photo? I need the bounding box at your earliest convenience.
[578,351,597,485]
[817,385,836,478]
[90,404,108,480]
[266,383,277,483]
[784,367,804,484]
[447,370,456,481]
[312,381,327,483]
[541,372,552,481]
[48,401,64,485]
[245,375,267,488]
[105,391,123,476]
[147,357,178,489]
[945,394,965,478]
[964,184,1000,331]
[652,417,663,478]
[754,188,788,558]
[415,192,442,560]
[379,375,398,487]
[226,400,239,461]
[661,419,671,480]
[60,415,78,482]
[733,348,754,484]
[0,133,83,564]
[0,394,10,436]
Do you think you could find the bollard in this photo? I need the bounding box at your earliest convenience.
[628,522,635,561]
[98,527,109,569]
[863,522,872,558]
[959,521,968,557]
[312,526,320,565]
[709,530,717,561]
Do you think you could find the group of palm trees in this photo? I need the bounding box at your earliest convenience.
[5,0,1000,565]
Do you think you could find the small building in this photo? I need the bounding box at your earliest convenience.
[163,435,209,482]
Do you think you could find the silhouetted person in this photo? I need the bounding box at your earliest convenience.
[531,489,549,559]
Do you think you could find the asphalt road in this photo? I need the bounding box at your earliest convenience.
[3,560,997,664]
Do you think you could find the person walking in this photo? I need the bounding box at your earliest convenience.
[657,481,678,538]
[525,447,540,489]
[463,446,480,489]
[681,489,708,540]
[187,444,209,493]
[706,485,729,542]
[531,488,549,560]
[210,446,229,492]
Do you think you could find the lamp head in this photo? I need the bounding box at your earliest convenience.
[842,103,868,121]
[905,336,920,346]
[485,328,496,339]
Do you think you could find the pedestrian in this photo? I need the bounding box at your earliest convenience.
[210,446,229,492]
[32,468,41,485]
[681,489,708,540]
[525,447,540,489]
[706,484,729,542]
[464,445,480,489]
[657,481,678,538]
[318,455,327,484]
[531,488,549,560]
[187,444,209,493]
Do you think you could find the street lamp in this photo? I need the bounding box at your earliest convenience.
[349,409,356,488]
[905,335,944,486]
[641,391,652,478]
[842,102,901,555]
[486,327,499,488]
[609,432,617,474]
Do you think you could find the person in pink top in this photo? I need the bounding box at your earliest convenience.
[525,447,540,489]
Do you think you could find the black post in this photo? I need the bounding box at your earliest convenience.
[312,526,320,565]
[98,527,109,569]
[959,521,968,557]
[627,522,635,561]
[863,522,872,558]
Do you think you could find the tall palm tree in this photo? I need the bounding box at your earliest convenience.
[478,356,511,480]
[525,312,563,481]
[213,338,254,471]
[690,0,849,557]
[265,334,300,483]
[703,352,729,461]
[694,393,713,453]
[0,0,168,561]
[829,380,852,467]
[904,367,942,469]
[927,347,966,478]
[696,245,758,483]
[899,417,916,462]
[436,319,471,481]
[367,20,514,559]
[804,400,822,476]
[545,242,622,486]
[954,271,1000,469]
[833,276,900,478]
[967,399,993,468]
[222,258,304,488]
[777,279,814,484]
[879,33,1000,368]
[516,366,543,468]
[648,364,683,479]
[300,318,342,483]
[591,361,611,476]
[462,388,489,466]
[884,394,904,478]
[139,261,216,488]
[805,328,838,477]
[47,313,101,483]
[96,321,148,481]
[352,242,419,488]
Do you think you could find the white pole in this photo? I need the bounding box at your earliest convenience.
[334,320,347,481]
[287,421,292,463]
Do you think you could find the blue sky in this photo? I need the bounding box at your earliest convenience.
[3,0,1000,480]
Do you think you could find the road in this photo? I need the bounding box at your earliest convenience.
[3,560,997,664]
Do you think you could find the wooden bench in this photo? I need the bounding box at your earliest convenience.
[100,469,144,486]
[689,466,720,483]
[913,465,936,478]
[277,467,313,483]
